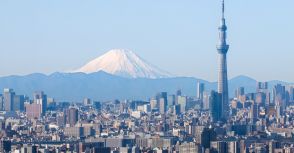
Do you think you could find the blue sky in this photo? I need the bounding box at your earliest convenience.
[0,0,293,82]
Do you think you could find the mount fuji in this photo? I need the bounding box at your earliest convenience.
[75,49,172,79]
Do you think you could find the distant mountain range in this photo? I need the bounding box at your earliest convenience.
[0,72,291,102]
[0,49,292,102]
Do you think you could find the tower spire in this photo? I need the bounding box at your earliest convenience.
[222,0,225,19]
[216,0,229,121]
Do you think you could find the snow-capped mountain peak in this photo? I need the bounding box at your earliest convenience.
[75,49,172,79]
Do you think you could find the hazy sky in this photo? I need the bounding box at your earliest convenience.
[0,0,293,82]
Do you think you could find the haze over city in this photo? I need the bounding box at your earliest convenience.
[0,0,293,82]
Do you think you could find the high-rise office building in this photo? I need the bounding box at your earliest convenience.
[216,0,230,120]
[25,103,42,119]
[159,98,166,114]
[34,91,47,116]
[197,82,205,101]
[167,95,175,108]
[273,84,288,110]
[94,101,102,111]
[176,89,182,96]
[200,127,217,149]
[235,87,245,99]
[173,104,181,115]
[250,102,259,123]
[255,92,266,106]
[0,140,11,153]
[209,90,222,122]
[257,82,268,93]
[177,96,187,113]
[202,92,210,110]
[0,95,3,111]
[84,98,91,106]
[150,99,158,110]
[3,88,15,112]
[57,112,66,127]
[290,87,294,103]
[210,141,228,153]
[156,92,167,101]
[273,84,286,101]
[156,92,167,113]
[13,95,25,111]
[257,82,271,105]
[66,107,79,126]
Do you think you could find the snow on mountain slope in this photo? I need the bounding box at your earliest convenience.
[75,49,172,79]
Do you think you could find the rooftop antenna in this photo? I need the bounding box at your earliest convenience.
[222,0,225,19]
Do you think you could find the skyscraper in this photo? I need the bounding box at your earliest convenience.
[150,99,158,110]
[235,87,245,99]
[159,98,166,114]
[13,95,25,111]
[209,90,222,122]
[290,87,294,103]
[176,89,182,96]
[25,103,42,119]
[0,95,3,111]
[257,82,271,105]
[177,96,187,113]
[273,84,287,110]
[197,82,205,101]
[3,88,15,112]
[167,95,176,107]
[156,92,167,113]
[216,0,230,120]
[83,98,91,106]
[66,107,79,126]
[257,82,268,93]
[33,91,47,116]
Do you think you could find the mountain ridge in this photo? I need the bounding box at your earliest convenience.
[0,72,292,102]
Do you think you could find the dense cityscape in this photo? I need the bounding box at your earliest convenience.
[1,0,294,153]
[0,81,294,153]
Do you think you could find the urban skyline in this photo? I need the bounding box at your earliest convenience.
[1,1,294,153]
[0,1,293,82]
